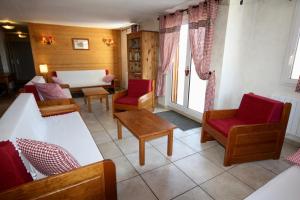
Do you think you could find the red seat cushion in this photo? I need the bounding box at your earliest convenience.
[115,96,139,105]
[0,141,33,192]
[207,118,253,137]
[127,79,152,98]
[236,93,284,124]
[24,85,41,101]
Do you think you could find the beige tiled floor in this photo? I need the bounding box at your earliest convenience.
[75,96,299,200]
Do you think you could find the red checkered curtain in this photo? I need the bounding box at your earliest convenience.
[188,0,218,111]
[156,11,183,96]
[296,76,300,93]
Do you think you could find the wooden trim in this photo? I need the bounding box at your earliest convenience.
[0,160,117,200]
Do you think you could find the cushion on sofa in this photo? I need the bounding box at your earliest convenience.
[56,70,111,88]
[34,83,68,100]
[103,74,115,83]
[115,96,139,105]
[52,77,64,84]
[17,138,80,176]
[127,79,152,98]
[207,118,254,137]
[0,141,33,192]
[237,93,284,124]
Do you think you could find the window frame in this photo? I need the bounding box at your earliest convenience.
[282,0,300,85]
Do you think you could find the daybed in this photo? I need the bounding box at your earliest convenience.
[0,93,117,199]
[48,69,114,92]
[245,165,300,200]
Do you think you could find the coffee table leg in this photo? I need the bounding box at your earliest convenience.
[167,130,173,156]
[84,97,87,104]
[106,95,109,110]
[139,139,145,165]
[100,97,103,103]
[117,120,122,139]
[88,97,92,112]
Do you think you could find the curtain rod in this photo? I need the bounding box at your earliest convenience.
[156,0,221,20]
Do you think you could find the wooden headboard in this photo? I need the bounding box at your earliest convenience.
[0,160,117,200]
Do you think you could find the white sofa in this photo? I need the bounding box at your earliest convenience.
[245,165,300,200]
[55,69,111,89]
[0,93,103,179]
[25,76,72,99]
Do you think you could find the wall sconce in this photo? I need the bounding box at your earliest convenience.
[42,36,54,45]
[102,38,114,47]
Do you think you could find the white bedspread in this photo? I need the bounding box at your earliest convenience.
[245,166,300,200]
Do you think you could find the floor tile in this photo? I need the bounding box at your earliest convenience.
[107,128,133,140]
[228,163,276,189]
[179,133,217,152]
[173,187,213,200]
[112,156,138,182]
[117,176,157,200]
[201,172,254,200]
[174,154,224,184]
[149,136,168,146]
[174,128,192,138]
[115,137,151,155]
[154,140,196,161]
[255,159,291,174]
[280,142,298,158]
[91,130,112,145]
[126,147,170,174]
[97,141,122,159]
[142,164,196,200]
[199,145,234,170]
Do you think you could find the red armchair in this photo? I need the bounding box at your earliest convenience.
[112,79,155,114]
[201,93,291,166]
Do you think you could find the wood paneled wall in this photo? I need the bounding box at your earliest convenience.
[28,23,121,80]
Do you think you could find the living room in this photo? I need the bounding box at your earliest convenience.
[0,0,300,200]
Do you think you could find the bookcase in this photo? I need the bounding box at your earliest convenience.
[127,31,158,80]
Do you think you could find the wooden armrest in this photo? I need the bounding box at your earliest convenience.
[40,104,80,117]
[138,91,153,105]
[112,90,128,102]
[204,109,238,120]
[0,160,117,200]
[229,123,281,136]
[59,84,70,88]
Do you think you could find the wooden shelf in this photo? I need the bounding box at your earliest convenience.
[127,31,158,80]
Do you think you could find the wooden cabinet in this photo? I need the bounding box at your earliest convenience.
[127,31,158,80]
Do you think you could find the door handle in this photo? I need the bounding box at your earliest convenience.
[185,68,190,76]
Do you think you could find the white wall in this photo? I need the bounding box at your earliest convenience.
[0,30,9,73]
[216,0,300,109]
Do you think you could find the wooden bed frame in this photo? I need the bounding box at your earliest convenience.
[201,103,292,166]
[0,160,117,200]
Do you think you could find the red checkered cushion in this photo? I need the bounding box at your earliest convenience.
[16,138,80,176]
[286,149,300,166]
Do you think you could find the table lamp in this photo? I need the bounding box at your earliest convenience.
[39,64,48,79]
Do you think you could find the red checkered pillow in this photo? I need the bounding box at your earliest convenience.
[16,138,80,176]
[286,149,300,166]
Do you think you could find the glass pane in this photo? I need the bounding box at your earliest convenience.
[171,24,189,106]
[188,60,207,113]
[291,37,300,79]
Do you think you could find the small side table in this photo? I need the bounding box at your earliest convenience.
[82,87,109,112]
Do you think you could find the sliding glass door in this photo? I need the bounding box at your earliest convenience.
[168,22,207,117]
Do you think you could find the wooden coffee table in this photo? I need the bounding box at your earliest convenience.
[82,87,109,112]
[114,109,176,165]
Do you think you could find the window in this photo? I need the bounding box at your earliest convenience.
[291,35,300,79]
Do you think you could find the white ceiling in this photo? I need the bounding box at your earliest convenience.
[0,0,198,29]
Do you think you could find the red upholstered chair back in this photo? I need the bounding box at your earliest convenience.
[236,93,284,124]
[127,79,153,97]
[24,85,41,101]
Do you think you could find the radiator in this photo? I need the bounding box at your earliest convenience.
[272,95,300,138]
